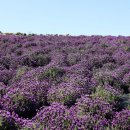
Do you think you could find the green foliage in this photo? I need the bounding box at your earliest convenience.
[45,67,65,78]
[66,53,81,66]
[76,95,112,118]
[13,66,30,82]
[101,44,109,48]
[38,67,65,83]
[11,94,31,109]
[47,86,82,106]
[23,53,51,67]
[0,116,18,130]
[91,86,119,103]
[123,46,130,52]
[0,89,6,98]
[94,70,122,89]
[30,53,51,67]
[10,93,36,118]
[15,50,23,56]
[118,94,130,110]
[16,32,24,35]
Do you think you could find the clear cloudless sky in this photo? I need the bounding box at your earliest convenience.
[0,0,130,36]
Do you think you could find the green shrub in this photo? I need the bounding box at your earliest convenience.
[94,70,122,89]
[38,67,65,84]
[0,116,19,130]
[12,66,30,82]
[66,53,81,66]
[22,54,51,67]
[118,94,130,110]
[30,54,51,67]
[47,86,83,106]
[123,46,130,52]
[91,86,119,104]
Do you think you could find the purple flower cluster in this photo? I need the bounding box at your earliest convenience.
[111,109,130,129]
[1,78,49,118]
[47,83,84,106]
[75,94,113,117]
[0,34,130,129]
[0,110,21,130]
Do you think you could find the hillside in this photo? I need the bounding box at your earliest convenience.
[0,34,130,130]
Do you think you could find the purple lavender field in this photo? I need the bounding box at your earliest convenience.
[0,33,130,130]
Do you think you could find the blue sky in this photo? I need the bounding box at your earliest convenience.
[0,0,130,36]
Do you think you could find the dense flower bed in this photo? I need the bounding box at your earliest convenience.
[0,34,130,129]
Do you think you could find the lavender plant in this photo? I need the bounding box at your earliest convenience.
[0,34,129,129]
[47,84,84,106]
